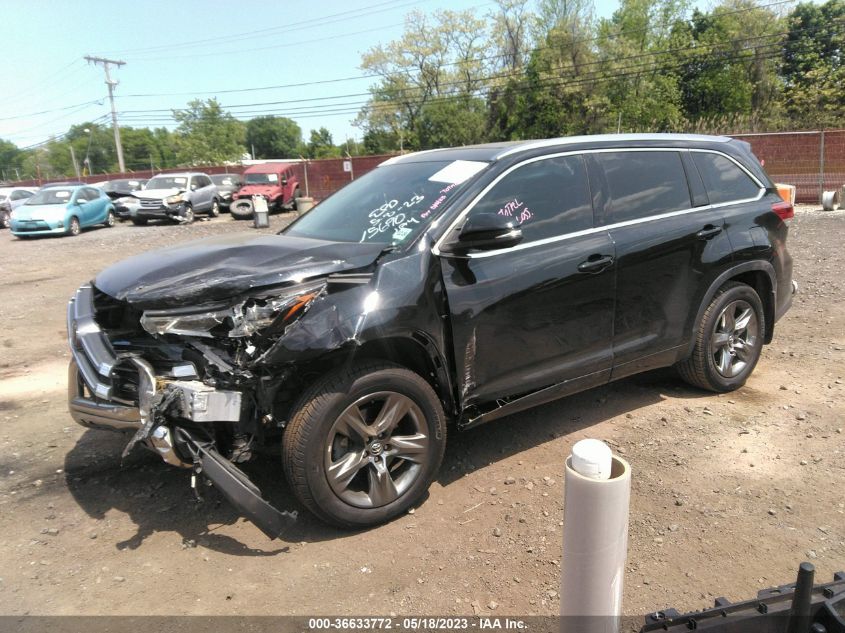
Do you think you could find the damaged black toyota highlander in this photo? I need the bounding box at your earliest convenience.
[67,134,795,535]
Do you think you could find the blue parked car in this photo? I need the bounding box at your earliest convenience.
[10,184,116,237]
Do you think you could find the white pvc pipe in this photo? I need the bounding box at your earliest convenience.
[560,439,632,633]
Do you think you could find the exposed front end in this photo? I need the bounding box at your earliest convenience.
[66,283,298,537]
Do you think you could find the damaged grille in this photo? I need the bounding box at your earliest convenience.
[139,198,165,209]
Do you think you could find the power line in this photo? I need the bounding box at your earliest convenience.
[97,0,437,57]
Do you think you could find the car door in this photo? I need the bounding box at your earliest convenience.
[437,154,616,409]
[196,175,213,211]
[587,149,734,380]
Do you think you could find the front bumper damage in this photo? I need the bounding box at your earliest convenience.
[67,284,297,538]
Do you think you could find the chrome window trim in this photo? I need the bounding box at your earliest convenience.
[431,147,764,259]
[493,133,731,160]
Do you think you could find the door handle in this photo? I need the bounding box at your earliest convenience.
[578,254,614,273]
[696,225,723,239]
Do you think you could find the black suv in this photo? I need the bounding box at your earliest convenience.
[66,134,795,535]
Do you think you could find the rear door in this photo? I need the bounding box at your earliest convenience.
[588,149,734,379]
[438,154,616,409]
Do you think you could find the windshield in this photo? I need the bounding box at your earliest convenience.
[146,176,187,189]
[212,175,240,186]
[26,188,73,205]
[245,173,278,185]
[283,159,488,245]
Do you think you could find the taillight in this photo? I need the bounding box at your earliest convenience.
[772,200,794,221]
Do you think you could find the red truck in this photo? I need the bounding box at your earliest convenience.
[229,162,301,219]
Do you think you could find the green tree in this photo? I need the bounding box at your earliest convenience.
[246,116,302,159]
[0,139,23,181]
[780,0,845,127]
[306,127,340,158]
[416,97,488,149]
[172,98,246,165]
[357,9,492,150]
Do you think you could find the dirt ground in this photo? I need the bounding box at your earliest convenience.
[0,206,842,618]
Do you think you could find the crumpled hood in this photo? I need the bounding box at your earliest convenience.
[136,188,182,200]
[94,233,385,309]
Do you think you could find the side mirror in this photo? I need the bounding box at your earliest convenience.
[440,213,523,254]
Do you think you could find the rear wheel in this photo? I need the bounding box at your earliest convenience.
[283,362,447,528]
[292,187,301,211]
[104,209,116,227]
[1,209,9,229]
[68,216,81,236]
[677,281,765,392]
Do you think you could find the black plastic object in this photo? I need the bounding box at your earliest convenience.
[175,428,297,539]
[641,565,845,633]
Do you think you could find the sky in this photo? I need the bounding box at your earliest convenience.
[2,0,683,156]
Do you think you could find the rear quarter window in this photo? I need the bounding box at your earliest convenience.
[692,152,762,204]
[596,151,691,224]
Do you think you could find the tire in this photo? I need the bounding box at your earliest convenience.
[68,216,81,236]
[292,188,301,211]
[230,199,253,220]
[181,203,194,224]
[676,281,765,392]
[131,217,148,226]
[283,362,447,529]
[209,198,220,218]
[1,209,9,229]
[104,209,116,227]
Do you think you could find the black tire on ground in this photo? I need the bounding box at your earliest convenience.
[230,199,254,220]
[283,362,447,529]
[676,281,765,392]
[292,187,301,211]
[0,210,9,229]
[104,209,116,227]
[68,216,81,236]
[181,203,194,224]
[131,217,148,226]
[209,198,220,218]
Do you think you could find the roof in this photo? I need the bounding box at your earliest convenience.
[243,162,295,174]
[382,133,733,165]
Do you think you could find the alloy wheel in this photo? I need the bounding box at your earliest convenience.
[324,391,429,509]
[710,299,758,378]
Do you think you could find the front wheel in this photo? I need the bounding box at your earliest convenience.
[283,362,447,529]
[180,203,194,224]
[1,209,9,229]
[676,281,765,392]
[68,216,81,236]
[209,199,220,217]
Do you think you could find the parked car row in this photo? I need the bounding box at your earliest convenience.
[1,169,265,238]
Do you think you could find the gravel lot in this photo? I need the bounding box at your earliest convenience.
[0,207,842,617]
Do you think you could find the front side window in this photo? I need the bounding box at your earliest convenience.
[284,159,488,245]
[466,155,593,242]
[596,151,690,223]
[692,152,761,204]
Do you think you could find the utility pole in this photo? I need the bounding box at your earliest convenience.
[85,55,126,173]
[70,145,81,180]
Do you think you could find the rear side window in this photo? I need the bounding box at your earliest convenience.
[692,152,761,204]
[468,155,593,242]
[596,151,690,223]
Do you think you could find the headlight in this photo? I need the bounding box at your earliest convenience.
[165,194,184,205]
[140,280,326,339]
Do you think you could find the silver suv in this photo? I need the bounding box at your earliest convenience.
[130,172,219,225]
